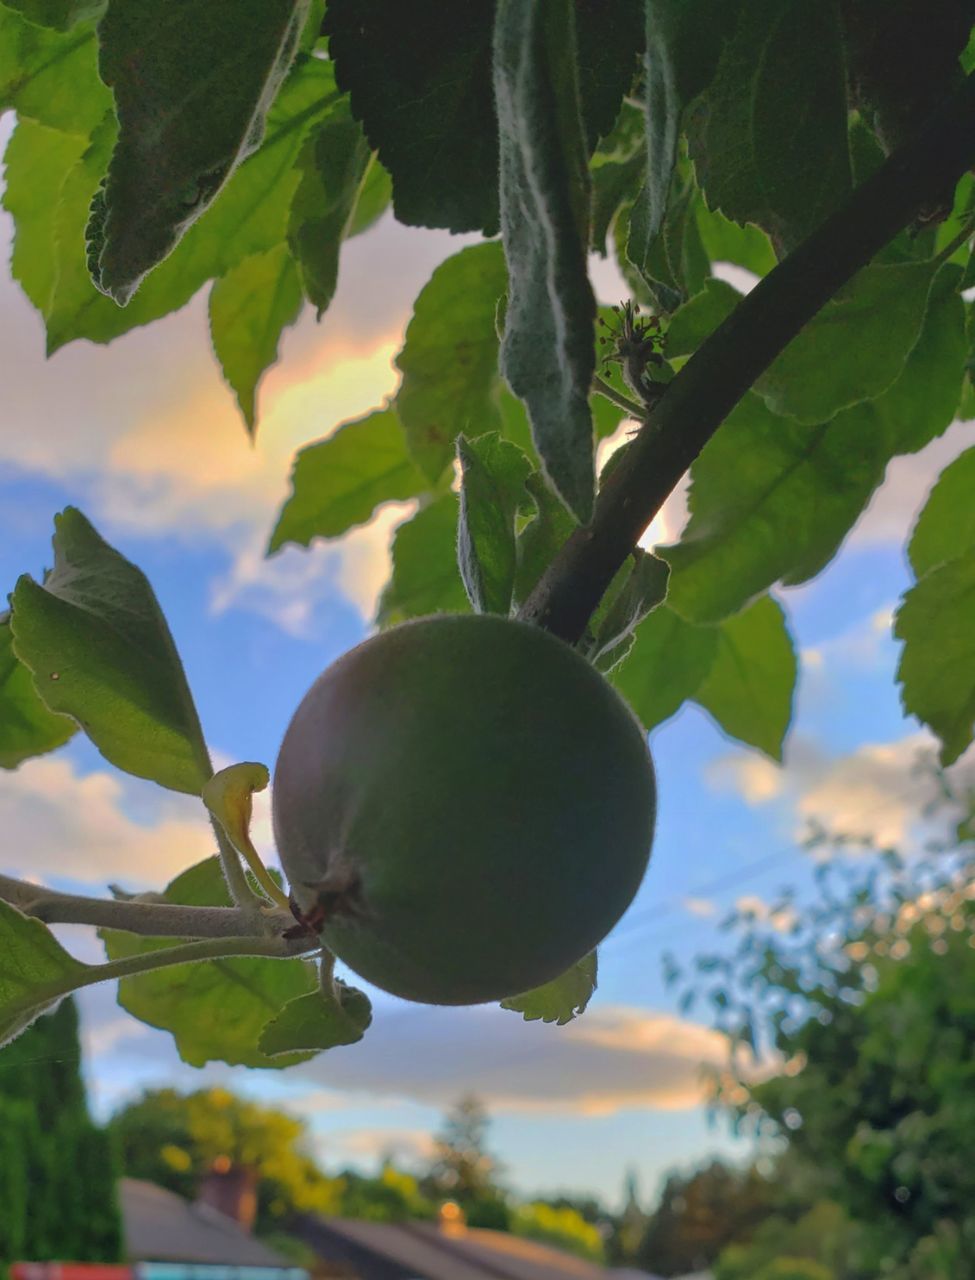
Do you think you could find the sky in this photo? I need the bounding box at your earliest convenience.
[2,117,975,1211]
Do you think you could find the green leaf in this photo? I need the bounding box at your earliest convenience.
[0,7,110,134]
[288,104,373,315]
[0,615,76,770]
[2,119,88,315]
[259,981,372,1056]
[346,157,392,238]
[9,508,210,795]
[896,554,975,766]
[663,270,966,622]
[0,901,87,1049]
[208,244,303,434]
[694,596,796,761]
[376,495,470,628]
[323,0,636,236]
[695,202,776,276]
[457,434,533,615]
[689,0,851,250]
[495,0,596,520]
[512,472,580,607]
[395,243,509,482]
[269,407,427,553]
[1,0,103,26]
[665,277,741,358]
[909,447,975,577]
[612,605,718,730]
[501,951,597,1026]
[755,260,937,424]
[46,55,334,352]
[627,0,734,262]
[323,0,500,234]
[102,858,317,1068]
[588,551,670,673]
[573,0,644,149]
[627,170,710,313]
[89,0,309,303]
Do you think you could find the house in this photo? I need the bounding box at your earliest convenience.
[119,1177,306,1274]
[292,1212,664,1280]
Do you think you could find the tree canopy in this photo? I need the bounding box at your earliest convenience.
[0,1,974,1065]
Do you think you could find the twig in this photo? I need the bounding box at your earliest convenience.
[0,873,287,939]
[519,72,975,644]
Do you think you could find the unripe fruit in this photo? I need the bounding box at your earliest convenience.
[272,614,655,1005]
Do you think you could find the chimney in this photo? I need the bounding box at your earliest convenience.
[438,1200,467,1237]
[197,1156,258,1232]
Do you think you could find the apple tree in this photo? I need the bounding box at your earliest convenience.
[1,0,975,1065]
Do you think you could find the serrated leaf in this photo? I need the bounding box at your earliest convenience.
[376,495,470,628]
[665,277,741,358]
[896,555,975,766]
[628,0,733,258]
[395,243,509,482]
[259,981,372,1056]
[612,605,718,730]
[323,0,500,234]
[89,0,309,303]
[0,900,87,1049]
[512,472,580,607]
[46,55,334,352]
[269,407,427,553]
[501,951,597,1026]
[909,447,975,577]
[457,434,533,615]
[0,6,110,134]
[3,120,88,315]
[322,0,640,236]
[208,244,303,433]
[102,858,317,1068]
[288,104,373,315]
[0,615,76,769]
[689,0,850,250]
[695,202,776,276]
[755,260,937,424]
[588,552,670,673]
[9,508,209,795]
[3,0,103,27]
[627,169,710,313]
[663,270,966,622]
[495,0,596,521]
[694,596,796,760]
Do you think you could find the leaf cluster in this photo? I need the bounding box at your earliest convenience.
[2,0,975,1064]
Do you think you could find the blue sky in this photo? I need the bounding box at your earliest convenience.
[2,132,974,1210]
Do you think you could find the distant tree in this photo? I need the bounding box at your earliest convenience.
[337,1162,436,1223]
[714,1199,865,1280]
[0,997,121,1263]
[512,1201,605,1262]
[423,1095,510,1228]
[637,1159,776,1276]
[110,1086,341,1235]
[682,774,975,1280]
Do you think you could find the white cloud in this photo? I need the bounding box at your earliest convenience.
[293,1003,731,1116]
[711,731,975,849]
[0,756,215,889]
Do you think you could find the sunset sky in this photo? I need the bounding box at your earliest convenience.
[2,109,973,1209]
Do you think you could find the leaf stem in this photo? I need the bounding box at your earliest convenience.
[89,934,313,989]
[591,376,645,420]
[0,873,288,939]
[520,71,975,643]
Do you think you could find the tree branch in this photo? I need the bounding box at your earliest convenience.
[0,873,287,939]
[519,72,975,644]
